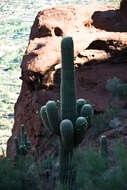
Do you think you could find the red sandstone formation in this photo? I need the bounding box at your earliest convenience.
[7,4,127,158]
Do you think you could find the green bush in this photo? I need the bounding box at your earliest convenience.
[76,141,127,190]
[106,77,127,98]
[0,155,41,190]
[91,107,120,137]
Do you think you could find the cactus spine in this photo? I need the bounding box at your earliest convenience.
[40,36,94,189]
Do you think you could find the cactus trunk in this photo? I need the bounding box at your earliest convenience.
[61,37,77,125]
[59,37,77,189]
[59,140,76,190]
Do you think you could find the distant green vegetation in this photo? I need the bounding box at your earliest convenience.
[0,0,51,153]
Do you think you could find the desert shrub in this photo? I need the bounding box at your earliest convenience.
[76,141,127,190]
[38,153,59,190]
[91,107,120,137]
[0,155,41,190]
[106,77,127,98]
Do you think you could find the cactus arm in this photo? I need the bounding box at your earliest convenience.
[75,116,88,145]
[76,98,88,117]
[14,136,20,154]
[46,100,61,135]
[26,141,31,150]
[60,119,74,152]
[40,105,52,132]
[21,124,25,146]
[24,132,31,150]
[24,132,27,145]
[60,119,76,189]
[80,104,94,125]
[101,135,108,157]
[61,37,77,125]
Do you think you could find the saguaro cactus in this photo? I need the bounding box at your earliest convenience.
[100,135,108,158]
[40,36,94,189]
[14,124,31,156]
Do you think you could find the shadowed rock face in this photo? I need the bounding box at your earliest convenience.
[7,4,127,159]
[120,0,127,24]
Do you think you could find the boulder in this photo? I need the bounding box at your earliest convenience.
[7,4,127,159]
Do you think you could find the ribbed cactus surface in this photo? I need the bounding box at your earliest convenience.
[40,36,94,190]
[61,37,77,125]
